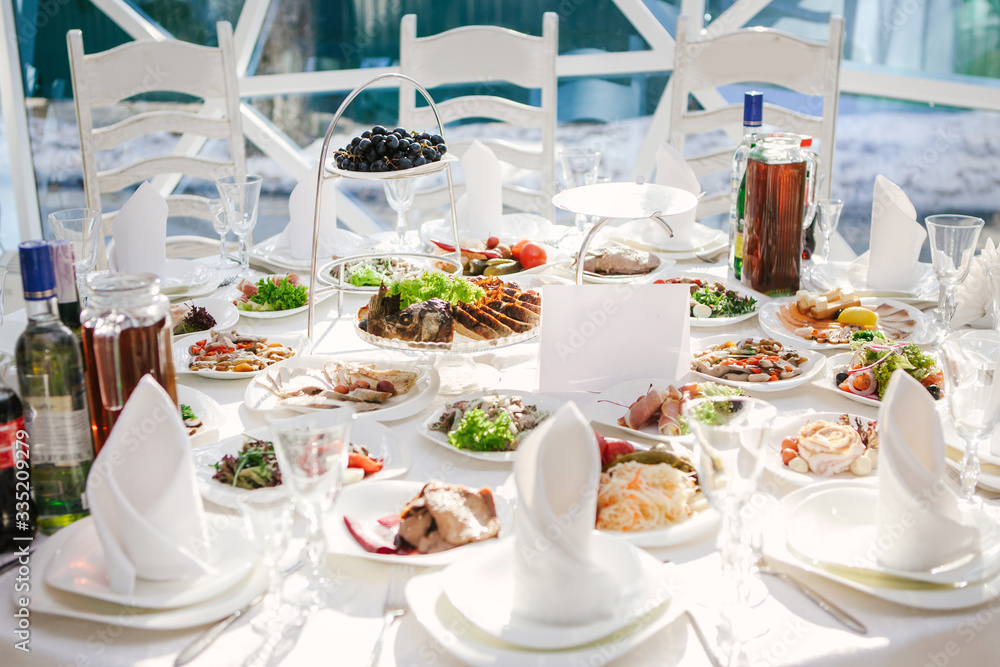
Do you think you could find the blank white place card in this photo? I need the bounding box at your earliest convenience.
[537,283,690,392]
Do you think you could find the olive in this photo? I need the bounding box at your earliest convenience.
[484,260,520,276]
[468,259,488,275]
[835,371,849,385]
[927,385,942,400]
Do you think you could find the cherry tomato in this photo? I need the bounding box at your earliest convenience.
[518,242,547,269]
[486,236,500,250]
[511,239,530,262]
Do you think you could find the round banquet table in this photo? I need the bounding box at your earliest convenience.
[2,259,999,667]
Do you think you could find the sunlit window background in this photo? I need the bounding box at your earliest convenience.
[3,0,999,257]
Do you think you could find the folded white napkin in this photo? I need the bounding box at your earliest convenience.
[876,372,980,572]
[110,181,167,278]
[865,175,926,291]
[512,403,638,625]
[86,376,211,594]
[278,162,340,260]
[458,141,503,239]
[952,238,1000,328]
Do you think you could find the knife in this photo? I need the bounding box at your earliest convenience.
[174,560,303,666]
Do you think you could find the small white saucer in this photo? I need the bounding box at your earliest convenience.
[45,516,255,609]
[441,534,672,650]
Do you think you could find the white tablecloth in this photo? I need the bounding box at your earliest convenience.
[2,261,999,667]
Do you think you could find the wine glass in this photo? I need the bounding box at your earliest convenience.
[926,215,984,343]
[215,175,263,278]
[559,149,601,232]
[0,266,6,327]
[382,179,417,248]
[266,408,354,609]
[682,396,778,662]
[988,265,1000,333]
[815,198,844,263]
[48,208,101,299]
[207,198,235,269]
[237,492,300,633]
[940,330,1000,507]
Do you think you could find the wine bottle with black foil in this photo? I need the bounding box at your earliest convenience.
[50,240,83,333]
[0,383,36,552]
[728,91,763,280]
[15,241,93,534]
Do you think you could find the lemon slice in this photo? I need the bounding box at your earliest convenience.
[837,306,879,327]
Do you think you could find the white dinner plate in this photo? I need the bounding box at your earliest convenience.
[649,271,769,326]
[230,273,325,319]
[250,229,368,271]
[814,352,945,409]
[690,335,826,393]
[172,297,240,334]
[159,259,218,293]
[763,482,1000,610]
[45,516,254,609]
[566,249,678,285]
[786,484,1000,585]
[192,421,411,509]
[803,257,938,304]
[441,534,671,650]
[419,391,563,463]
[406,566,684,666]
[176,385,225,445]
[599,504,719,547]
[611,220,724,254]
[585,378,697,445]
[173,333,308,380]
[243,353,439,421]
[419,213,542,246]
[758,297,931,350]
[325,480,513,566]
[25,520,267,629]
[764,411,879,487]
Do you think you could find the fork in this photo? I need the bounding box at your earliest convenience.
[366,565,413,667]
[215,275,238,290]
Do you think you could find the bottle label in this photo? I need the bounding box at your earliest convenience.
[734,233,744,260]
[0,417,27,470]
[23,390,93,467]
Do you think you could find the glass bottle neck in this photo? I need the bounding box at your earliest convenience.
[25,296,60,322]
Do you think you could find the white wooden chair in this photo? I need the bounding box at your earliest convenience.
[669,15,844,218]
[67,21,246,269]
[398,13,558,221]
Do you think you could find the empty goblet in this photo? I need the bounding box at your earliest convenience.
[926,214,984,343]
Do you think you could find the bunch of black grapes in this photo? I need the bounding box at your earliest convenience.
[334,125,447,173]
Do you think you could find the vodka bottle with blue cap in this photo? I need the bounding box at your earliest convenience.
[728,91,763,279]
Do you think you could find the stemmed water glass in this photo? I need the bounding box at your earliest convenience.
[815,198,844,263]
[682,396,778,663]
[207,198,236,269]
[48,208,101,299]
[926,214,984,343]
[0,266,7,326]
[238,493,299,633]
[383,179,418,248]
[559,149,601,232]
[940,330,1000,507]
[215,175,263,278]
[266,408,354,610]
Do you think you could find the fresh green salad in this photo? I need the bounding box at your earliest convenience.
[431,394,548,452]
[344,258,419,287]
[180,403,196,421]
[212,438,282,489]
[237,276,308,312]
[655,277,756,318]
[390,271,485,308]
[839,332,942,400]
[684,383,746,428]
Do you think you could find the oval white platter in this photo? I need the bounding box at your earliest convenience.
[173,333,309,380]
[171,297,239,334]
[649,271,769,327]
[419,390,564,463]
[191,421,411,509]
[763,411,879,487]
[758,297,931,351]
[229,274,330,319]
[323,479,513,566]
[813,352,945,410]
[690,334,826,393]
[176,384,225,445]
[243,353,439,421]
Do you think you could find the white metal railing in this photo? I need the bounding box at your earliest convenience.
[3,0,1000,241]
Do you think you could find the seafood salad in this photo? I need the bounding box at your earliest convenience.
[780,415,879,477]
[692,338,809,383]
[259,360,419,410]
[429,394,549,452]
[187,330,295,372]
[342,257,421,287]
